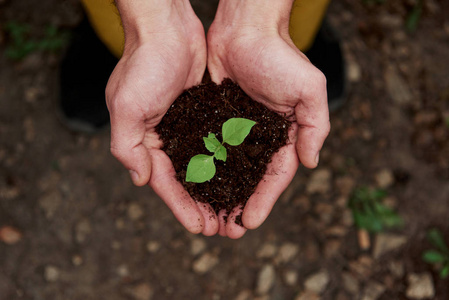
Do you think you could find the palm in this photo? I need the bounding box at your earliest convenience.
[106,21,220,235]
[208,26,330,238]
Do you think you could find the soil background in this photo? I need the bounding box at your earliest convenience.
[1,0,449,300]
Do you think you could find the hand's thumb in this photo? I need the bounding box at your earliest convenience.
[111,144,151,186]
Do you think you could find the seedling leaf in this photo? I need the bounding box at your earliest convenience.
[214,145,227,162]
[204,133,222,153]
[422,250,446,264]
[186,154,216,183]
[427,229,449,255]
[349,186,403,233]
[222,118,256,146]
[406,0,422,33]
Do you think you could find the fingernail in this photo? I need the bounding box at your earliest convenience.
[129,170,139,183]
[315,153,320,165]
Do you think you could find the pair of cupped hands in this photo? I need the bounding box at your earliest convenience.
[106,0,330,239]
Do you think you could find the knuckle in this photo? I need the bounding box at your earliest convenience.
[110,145,125,161]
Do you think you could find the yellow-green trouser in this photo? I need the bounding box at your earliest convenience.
[81,0,330,58]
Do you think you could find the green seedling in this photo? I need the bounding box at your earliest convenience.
[186,118,256,183]
[422,228,449,279]
[348,186,403,233]
[4,21,69,60]
[405,0,423,33]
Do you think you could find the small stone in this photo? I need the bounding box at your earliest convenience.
[373,234,407,259]
[24,86,42,103]
[347,59,362,83]
[379,14,402,28]
[117,264,129,277]
[191,238,206,256]
[276,243,299,263]
[406,273,435,299]
[325,226,347,237]
[324,239,342,258]
[124,283,153,300]
[256,264,276,295]
[388,261,404,278]
[235,289,252,300]
[193,252,219,274]
[111,240,121,250]
[146,241,161,253]
[72,255,83,266]
[115,218,125,230]
[361,281,386,300]
[349,256,373,279]
[295,290,320,300]
[314,203,334,225]
[384,66,412,106]
[358,229,371,251]
[128,203,144,221]
[375,169,395,189]
[304,270,330,294]
[342,272,359,295]
[284,270,298,286]
[75,219,92,244]
[257,243,278,259]
[306,169,332,195]
[39,190,62,219]
[0,226,22,245]
[44,265,60,282]
[0,185,19,200]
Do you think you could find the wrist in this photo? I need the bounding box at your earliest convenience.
[115,0,194,47]
[213,0,294,32]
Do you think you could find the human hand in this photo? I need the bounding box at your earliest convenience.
[106,0,219,235]
[207,0,330,238]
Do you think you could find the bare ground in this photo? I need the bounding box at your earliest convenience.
[1,0,449,299]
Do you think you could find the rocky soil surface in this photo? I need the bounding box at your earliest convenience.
[1,0,448,299]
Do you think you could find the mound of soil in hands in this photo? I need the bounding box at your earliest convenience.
[156,79,291,221]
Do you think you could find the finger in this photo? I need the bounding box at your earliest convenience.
[225,206,247,239]
[109,103,153,186]
[197,203,219,236]
[217,210,228,237]
[242,140,299,229]
[149,150,205,234]
[294,68,330,169]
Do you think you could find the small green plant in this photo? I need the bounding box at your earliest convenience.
[422,228,449,279]
[4,21,69,60]
[186,118,256,183]
[405,0,423,33]
[349,186,403,233]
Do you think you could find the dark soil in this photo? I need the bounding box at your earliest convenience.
[2,0,449,299]
[156,79,291,216]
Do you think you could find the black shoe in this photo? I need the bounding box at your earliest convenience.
[305,21,346,111]
[59,18,118,133]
